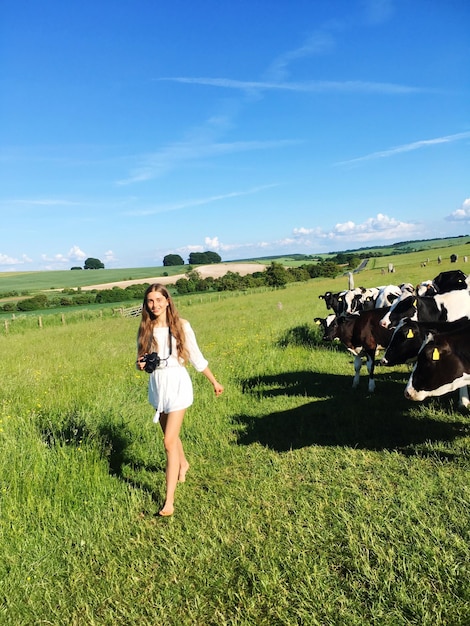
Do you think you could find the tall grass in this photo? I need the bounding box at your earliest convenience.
[0,268,469,625]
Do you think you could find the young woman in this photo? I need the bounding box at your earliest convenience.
[136,283,224,516]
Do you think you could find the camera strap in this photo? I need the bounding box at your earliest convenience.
[150,327,173,365]
[161,328,173,361]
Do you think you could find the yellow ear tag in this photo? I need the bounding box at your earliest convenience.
[432,348,440,361]
[413,299,417,307]
[315,320,320,325]
[406,329,414,338]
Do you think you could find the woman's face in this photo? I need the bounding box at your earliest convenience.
[146,291,169,317]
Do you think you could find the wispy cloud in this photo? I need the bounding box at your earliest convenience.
[8,198,83,207]
[362,0,395,25]
[125,185,279,216]
[143,21,425,187]
[160,8,422,100]
[337,131,470,166]
[117,138,298,185]
[160,76,422,95]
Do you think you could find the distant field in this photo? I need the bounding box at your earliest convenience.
[1,236,470,296]
[0,265,187,293]
[241,236,470,263]
[0,261,268,293]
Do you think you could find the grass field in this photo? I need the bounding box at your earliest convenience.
[1,235,470,295]
[0,265,189,294]
[0,253,469,625]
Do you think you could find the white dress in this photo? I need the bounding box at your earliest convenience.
[147,321,208,423]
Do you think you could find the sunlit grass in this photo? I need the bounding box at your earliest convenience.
[0,276,468,625]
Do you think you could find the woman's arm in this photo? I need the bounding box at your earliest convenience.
[201,366,224,396]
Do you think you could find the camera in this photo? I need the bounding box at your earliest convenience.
[140,352,160,373]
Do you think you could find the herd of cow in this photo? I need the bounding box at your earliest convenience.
[314,269,470,408]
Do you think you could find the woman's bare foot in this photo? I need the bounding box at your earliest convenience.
[158,504,174,517]
[178,461,190,483]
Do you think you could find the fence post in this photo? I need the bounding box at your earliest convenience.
[38,316,43,328]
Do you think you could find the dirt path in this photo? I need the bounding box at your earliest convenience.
[81,263,267,291]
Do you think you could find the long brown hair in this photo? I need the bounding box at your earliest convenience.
[136,284,189,364]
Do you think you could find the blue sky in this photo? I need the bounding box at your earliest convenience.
[1,0,469,271]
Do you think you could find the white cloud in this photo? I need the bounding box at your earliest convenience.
[204,236,220,250]
[174,213,419,262]
[39,246,88,268]
[338,131,470,166]
[0,253,24,267]
[293,226,326,239]
[292,213,420,245]
[446,198,470,222]
[68,245,87,261]
[178,244,204,255]
[329,213,419,241]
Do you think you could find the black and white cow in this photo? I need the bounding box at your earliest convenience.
[416,280,436,297]
[320,284,402,317]
[416,269,468,297]
[380,289,470,330]
[318,288,374,316]
[432,269,468,293]
[404,322,470,408]
[380,318,469,367]
[373,284,402,308]
[316,308,393,392]
[378,284,415,328]
[339,288,369,315]
[318,291,348,315]
[342,284,402,314]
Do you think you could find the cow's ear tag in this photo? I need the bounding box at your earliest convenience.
[432,348,440,361]
[406,329,414,338]
[315,320,320,325]
[413,299,417,307]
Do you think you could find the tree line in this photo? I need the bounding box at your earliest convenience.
[71,257,105,270]
[2,261,340,313]
[163,251,222,266]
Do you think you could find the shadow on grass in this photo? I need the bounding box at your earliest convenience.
[38,413,164,497]
[234,369,470,457]
[96,423,164,502]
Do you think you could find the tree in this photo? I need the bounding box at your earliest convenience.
[264,262,289,288]
[185,269,201,282]
[188,251,221,265]
[16,294,48,311]
[84,257,105,270]
[205,251,222,264]
[163,254,184,266]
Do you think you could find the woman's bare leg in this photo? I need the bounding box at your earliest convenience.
[158,409,188,515]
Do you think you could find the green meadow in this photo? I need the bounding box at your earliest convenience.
[0,265,188,294]
[0,250,469,625]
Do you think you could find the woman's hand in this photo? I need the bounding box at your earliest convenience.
[213,381,224,396]
[136,356,146,371]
